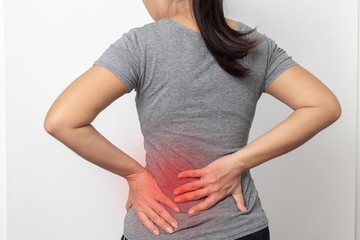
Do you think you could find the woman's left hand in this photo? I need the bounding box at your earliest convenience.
[173,153,247,215]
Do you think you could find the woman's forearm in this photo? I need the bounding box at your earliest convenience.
[45,124,145,179]
[232,106,341,173]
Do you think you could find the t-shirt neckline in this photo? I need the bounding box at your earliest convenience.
[162,17,242,38]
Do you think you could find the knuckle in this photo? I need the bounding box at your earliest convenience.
[183,194,191,201]
[150,213,161,223]
[157,194,166,203]
[192,191,200,199]
[204,187,210,196]
[150,213,166,226]
[205,197,214,205]
[139,215,153,228]
[213,184,221,192]
[194,190,204,199]
[161,212,173,222]
[193,181,201,188]
[156,207,166,217]
[135,202,146,210]
[161,197,176,208]
[143,195,153,202]
[167,215,176,223]
[205,168,214,176]
[208,176,217,184]
[207,187,215,195]
[163,195,172,204]
[135,210,160,235]
[163,196,173,205]
[183,184,191,191]
[179,195,187,202]
[210,196,219,205]
[140,217,150,226]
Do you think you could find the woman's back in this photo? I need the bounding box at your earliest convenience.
[93,17,298,239]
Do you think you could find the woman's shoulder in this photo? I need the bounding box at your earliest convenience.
[129,19,168,34]
[120,19,167,45]
[228,18,267,44]
[225,17,252,31]
[230,19,269,52]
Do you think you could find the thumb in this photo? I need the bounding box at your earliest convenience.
[232,188,247,212]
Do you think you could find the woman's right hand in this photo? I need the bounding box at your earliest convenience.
[125,168,180,236]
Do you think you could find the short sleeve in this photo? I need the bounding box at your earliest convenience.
[262,35,299,92]
[93,28,143,93]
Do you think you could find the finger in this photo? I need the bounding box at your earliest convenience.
[173,180,205,195]
[178,169,206,179]
[135,210,160,236]
[146,206,174,234]
[152,201,179,229]
[174,188,208,203]
[188,195,218,214]
[232,188,247,212]
[157,193,180,213]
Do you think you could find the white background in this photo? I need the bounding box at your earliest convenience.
[0,0,359,239]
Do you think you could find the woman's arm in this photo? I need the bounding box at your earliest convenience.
[44,65,144,179]
[44,65,179,236]
[232,64,341,172]
[173,64,342,214]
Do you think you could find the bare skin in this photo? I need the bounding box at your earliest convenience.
[142,0,240,31]
[44,0,342,237]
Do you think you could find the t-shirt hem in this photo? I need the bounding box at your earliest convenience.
[228,221,269,239]
[263,62,299,92]
[123,221,269,240]
[93,61,134,93]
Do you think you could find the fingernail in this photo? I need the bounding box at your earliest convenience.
[174,206,180,212]
[175,197,181,202]
[153,229,159,236]
[174,190,180,195]
[171,221,178,228]
[188,209,195,215]
[166,227,173,233]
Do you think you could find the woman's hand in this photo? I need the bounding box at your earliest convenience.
[125,168,180,236]
[173,153,247,215]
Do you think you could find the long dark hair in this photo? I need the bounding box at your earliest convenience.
[170,0,264,78]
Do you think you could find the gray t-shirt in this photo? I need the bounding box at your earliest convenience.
[93,17,298,240]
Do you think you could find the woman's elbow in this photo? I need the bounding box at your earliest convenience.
[43,112,69,136]
[43,116,61,136]
[323,96,342,123]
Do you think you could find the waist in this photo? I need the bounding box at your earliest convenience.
[123,191,269,240]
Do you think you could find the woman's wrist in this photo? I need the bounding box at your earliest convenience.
[230,150,249,175]
[124,166,147,182]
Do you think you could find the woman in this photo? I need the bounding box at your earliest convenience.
[44,0,342,239]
